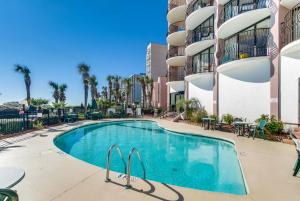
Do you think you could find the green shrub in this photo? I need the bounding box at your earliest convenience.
[257,114,283,135]
[223,114,234,125]
[190,108,207,123]
[41,116,60,125]
[209,114,218,121]
[33,119,44,129]
[77,113,86,120]
[176,99,185,113]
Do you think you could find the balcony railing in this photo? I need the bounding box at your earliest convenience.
[186,0,214,16]
[281,3,300,47]
[167,21,185,36]
[168,67,185,81]
[219,0,270,26]
[167,46,185,59]
[187,27,214,45]
[220,28,270,64]
[192,53,215,73]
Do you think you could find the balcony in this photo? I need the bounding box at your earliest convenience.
[167,21,186,46]
[281,3,300,56]
[168,67,185,82]
[186,0,215,30]
[192,53,215,74]
[218,0,270,39]
[186,18,215,56]
[167,0,187,24]
[219,28,270,67]
[167,46,186,66]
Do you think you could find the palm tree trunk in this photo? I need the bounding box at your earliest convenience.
[109,86,112,103]
[84,84,88,114]
[25,83,31,105]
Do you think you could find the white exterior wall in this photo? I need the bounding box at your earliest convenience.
[281,54,300,124]
[218,60,270,122]
[188,81,213,115]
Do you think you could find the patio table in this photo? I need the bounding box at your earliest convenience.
[233,122,255,136]
[202,117,215,130]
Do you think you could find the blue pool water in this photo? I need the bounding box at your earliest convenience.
[54,120,246,195]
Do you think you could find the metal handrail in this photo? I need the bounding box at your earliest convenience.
[281,3,300,47]
[125,148,146,188]
[219,0,270,26]
[105,144,127,182]
[0,189,19,201]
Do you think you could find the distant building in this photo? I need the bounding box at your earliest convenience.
[146,43,168,109]
[128,73,145,105]
[146,43,168,82]
[152,77,168,110]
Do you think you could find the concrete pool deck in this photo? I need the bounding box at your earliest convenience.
[0,119,299,201]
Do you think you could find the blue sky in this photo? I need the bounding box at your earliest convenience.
[0,0,167,105]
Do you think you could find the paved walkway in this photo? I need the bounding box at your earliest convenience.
[0,119,299,201]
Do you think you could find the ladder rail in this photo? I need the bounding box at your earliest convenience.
[0,188,19,201]
[126,147,146,188]
[105,144,127,182]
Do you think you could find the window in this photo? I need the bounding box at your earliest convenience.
[193,15,214,42]
[192,46,215,73]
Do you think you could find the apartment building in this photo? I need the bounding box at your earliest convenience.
[166,0,300,123]
[128,73,145,105]
[146,43,168,109]
[146,43,168,81]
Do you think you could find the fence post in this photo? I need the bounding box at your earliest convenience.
[26,109,29,130]
[22,104,26,131]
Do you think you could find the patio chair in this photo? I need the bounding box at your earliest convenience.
[0,188,18,201]
[293,139,300,176]
[213,117,224,131]
[233,118,243,135]
[249,119,267,140]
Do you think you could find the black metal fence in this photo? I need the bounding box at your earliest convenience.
[0,109,61,135]
[219,0,269,26]
[186,0,214,16]
[192,52,215,73]
[281,3,300,47]
[221,28,270,64]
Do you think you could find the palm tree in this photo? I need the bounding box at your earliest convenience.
[146,76,154,108]
[122,78,132,108]
[59,84,67,103]
[48,81,60,103]
[106,75,114,103]
[137,76,146,108]
[89,75,98,102]
[14,65,31,105]
[101,86,108,99]
[77,63,90,113]
[114,75,122,103]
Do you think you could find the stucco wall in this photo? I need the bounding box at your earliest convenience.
[280,54,300,124]
[188,81,214,114]
[218,61,271,121]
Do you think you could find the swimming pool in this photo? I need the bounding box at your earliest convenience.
[54,120,246,195]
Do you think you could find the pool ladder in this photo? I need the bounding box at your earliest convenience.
[105,144,146,188]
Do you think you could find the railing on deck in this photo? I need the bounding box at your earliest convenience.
[219,0,270,26]
[186,0,214,16]
[192,53,215,73]
[220,28,270,64]
[281,3,300,47]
